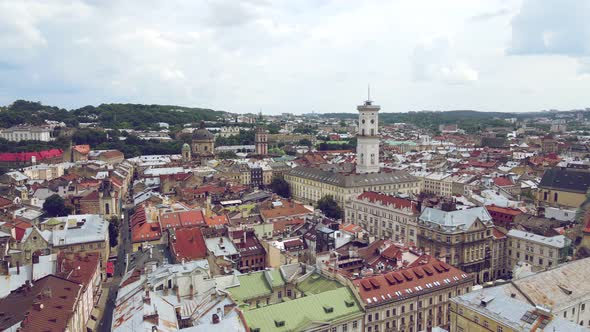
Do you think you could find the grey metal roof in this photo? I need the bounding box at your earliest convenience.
[451,283,588,332]
[287,166,417,188]
[539,168,590,193]
[507,229,570,248]
[419,207,493,232]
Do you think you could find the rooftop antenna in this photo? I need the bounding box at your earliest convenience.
[366,84,372,106]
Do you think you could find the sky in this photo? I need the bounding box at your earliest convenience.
[0,0,589,114]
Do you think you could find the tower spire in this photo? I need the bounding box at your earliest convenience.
[365,84,372,106]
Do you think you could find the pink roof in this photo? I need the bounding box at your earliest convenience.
[493,177,513,187]
[0,149,62,162]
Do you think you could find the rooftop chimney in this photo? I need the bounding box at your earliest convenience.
[212,313,220,324]
[0,260,8,276]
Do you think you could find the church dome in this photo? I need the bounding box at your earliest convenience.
[192,121,214,140]
[182,143,190,151]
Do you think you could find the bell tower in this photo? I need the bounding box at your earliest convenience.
[356,88,380,174]
[255,126,268,156]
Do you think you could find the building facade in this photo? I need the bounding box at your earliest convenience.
[353,258,474,332]
[345,191,419,243]
[286,167,420,208]
[417,207,495,284]
[0,125,53,142]
[506,229,571,273]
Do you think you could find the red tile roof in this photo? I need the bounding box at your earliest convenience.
[0,275,82,332]
[178,210,205,226]
[260,201,312,220]
[130,207,161,243]
[272,217,305,235]
[340,223,364,234]
[493,177,514,187]
[171,227,208,261]
[357,192,418,212]
[0,196,13,208]
[160,211,182,229]
[72,145,90,154]
[353,259,471,307]
[493,227,507,239]
[205,214,229,227]
[56,252,100,290]
[0,149,63,162]
[486,205,523,216]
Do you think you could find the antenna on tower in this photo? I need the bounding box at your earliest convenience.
[365,84,372,106]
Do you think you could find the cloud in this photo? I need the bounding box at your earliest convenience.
[0,0,587,113]
[507,0,590,57]
[468,8,510,22]
[412,37,479,84]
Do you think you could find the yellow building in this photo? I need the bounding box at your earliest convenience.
[536,168,590,208]
[450,262,590,332]
[286,167,420,208]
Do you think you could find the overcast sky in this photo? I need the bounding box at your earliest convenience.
[0,0,589,114]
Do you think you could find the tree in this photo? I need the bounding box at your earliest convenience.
[271,177,291,198]
[43,194,72,217]
[108,216,120,248]
[218,151,238,159]
[317,195,342,219]
[298,138,312,147]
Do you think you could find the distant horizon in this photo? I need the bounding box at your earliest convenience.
[2,99,589,116]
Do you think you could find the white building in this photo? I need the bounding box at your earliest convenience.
[507,229,571,272]
[0,125,52,142]
[356,98,380,174]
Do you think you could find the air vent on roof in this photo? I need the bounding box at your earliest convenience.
[384,274,396,285]
[323,306,334,313]
[369,279,381,288]
[275,320,285,327]
[345,300,355,307]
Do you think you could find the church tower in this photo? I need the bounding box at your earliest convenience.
[356,93,380,174]
[255,126,268,156]
[181,143,191,162]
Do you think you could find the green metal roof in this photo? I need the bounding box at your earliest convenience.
[296,273,343,295]
[385,139,417,146]
[228,272,273,301]
[243,287,363,332]
[266,269,285,288]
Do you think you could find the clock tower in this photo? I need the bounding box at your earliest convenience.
[356,95,380,174]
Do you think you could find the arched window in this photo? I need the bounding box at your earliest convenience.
[360,153,364,164]
[371,153,375,165]
[362,129,365,136]
[371,129,375,136]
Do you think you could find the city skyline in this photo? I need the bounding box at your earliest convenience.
[0,0,589,114]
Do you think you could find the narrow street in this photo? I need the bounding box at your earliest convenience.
[99,204,132,332]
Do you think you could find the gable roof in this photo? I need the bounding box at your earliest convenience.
[171,227,208,261]
[539,168,590,193]
[353,259,471,307]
